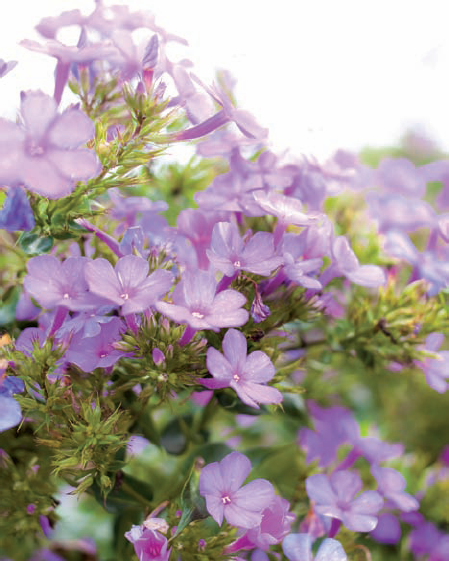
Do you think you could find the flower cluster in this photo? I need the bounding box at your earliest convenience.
[0,2,447,561]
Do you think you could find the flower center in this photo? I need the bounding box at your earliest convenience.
[26,138,45,157]
[233,373,240,382]
[120,293,129,300]
[233,260,241,268]
[63,293,70,299]
[222,495,232,505]
[192,311,204,319]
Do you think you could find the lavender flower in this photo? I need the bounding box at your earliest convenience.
[156,270,248,331]
[0,91,99,198]
[125,525,171,561]
[199,451,275,528]
[206,222,282,277]
[64,317,129,372]
[282,533,347,561]
[305,470,383,532]
[200,328,282,409]
[416,333,449,393]
[0,59,17,78]
[371,465,419,512]
[239,496,295,551]
[84,255,173,315]
[24,256,92,311]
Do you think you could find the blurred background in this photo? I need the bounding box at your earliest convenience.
[1,0,449,159]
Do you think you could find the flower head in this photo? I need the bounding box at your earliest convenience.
[200,328,282,409]
[199,451,275,529]
[305,470,383,532]
[0,91,99,198]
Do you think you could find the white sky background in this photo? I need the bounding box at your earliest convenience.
[1,0,449,160]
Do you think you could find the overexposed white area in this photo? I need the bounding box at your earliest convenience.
[1,0,449,159]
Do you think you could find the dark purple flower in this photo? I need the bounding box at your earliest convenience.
[199,451,275,528]
[305,470,383,532]
[156,270,248,331]
[370,512,401,544]
[0,91,99,198]
[0,187,34,231]
[85,255,173,315]
[207,222,282,277]
[200,328,282,409]
[0,371,25,433]
[282,533,347,561]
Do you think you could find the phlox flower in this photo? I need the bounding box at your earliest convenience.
[306,470,383,532]
[199,451,275,529]
[0,187,34,232]
[24,255,92,312]
[282,533,347,561]
[0,58,17,78]
[125,524,171,561]
[371,465,419,512]
[416,333,449,393]
[0,370,25,433]
[64,317,129,372]
[227,496,295,552]
[84,255,173,315]
[156,270,248,331]
[0,91,99,198]
[200,328,282,409]
[207,222,282,277]
[322,235,386,288]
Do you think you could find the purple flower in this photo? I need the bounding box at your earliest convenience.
[200,328,282,409]
[124,525,171,561]
[24,256,92,311]
[64,317,129,372]
[0,91,99,198]
[305,470,383,532]
[0,58,17,78]
[0,372,25,433]
[199,451,275,528]
[298,403,359,468]
[324,236,386,288]
[156,270,248,331]
[376,157,426,198]
[84,255,173,315]
[370,512,402,545]
[21,38,119,104]
[207,222,282,277]
[0,187,34,232]
[244,496,295,550]
[282,534,347,561]
[371,466,419,512]
[252,191,322,228]
[416,333,449,393]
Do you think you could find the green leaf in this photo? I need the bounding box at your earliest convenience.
[0,286,20,326]
[18,232,53,255]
